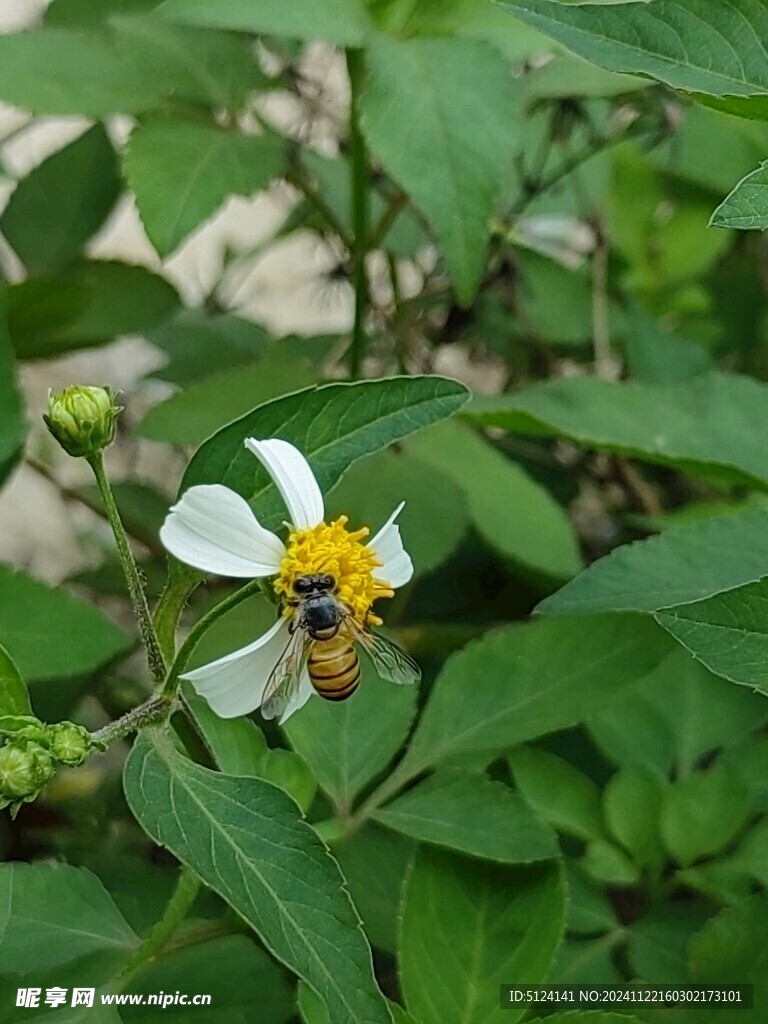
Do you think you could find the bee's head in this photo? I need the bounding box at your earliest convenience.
[293,573,335,596]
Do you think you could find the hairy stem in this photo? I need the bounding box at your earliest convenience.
[160,577,267,702]
[88,452,166,683]
[346,48,370,379]
[91,695,173,748]
[113,866,202,991]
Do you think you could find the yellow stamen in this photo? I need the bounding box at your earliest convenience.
[274,515,393,624]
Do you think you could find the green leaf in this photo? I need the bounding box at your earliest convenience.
[468,372,768,490]
[0,18,261,116]
[539,505,768,618]
[374,768,558,863]
[501,0,768,98]
[158,0,373,44]
[0,280,25,486]
[0,644,31,716]
[405,421,581,580]
[564,866,618,935]
[0,566,130,683]
[45,0,160,26]
[509,746,604,842]
[628,906,708,985]
[660,762,751,868]
[656,577,768,693]
[0,125,120,275]
[284,664,418,814]
[711,161,768,230]
[334,824,415,953]
[685,894,768,1024]
[528,1014,646,1024]
[126,117,285,257]
[0,862,138,976]
[124,730,391,1024]
[581,840,639,886]
[400,849,564,1024]
[360,35,518,304]
[326,446,469,579]
[123,935,295,1024]
[180,376,470,530]
[588,647,767,778]
[185,689,316,812]
[147,308,269,386]
[137,356,316,446]
[603,767,663,869]
[400,615,672,772]
[9,261,179,359]
[623,304,712,384]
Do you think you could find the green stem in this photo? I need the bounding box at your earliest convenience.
[343,753,423,835]
[370,190,408,251]
[88,452,166,684]
[113,866,202,991]
[160,578,267,702]
[91,695,172,748]
[154,564,200,665]
[346,48,370,380]
[285,164,353,249]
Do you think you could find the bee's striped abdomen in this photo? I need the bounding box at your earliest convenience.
[308,633,360,701]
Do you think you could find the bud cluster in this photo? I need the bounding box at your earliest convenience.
[43,385,122,459]
[0,716,97,816]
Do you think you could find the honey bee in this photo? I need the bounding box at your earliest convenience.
[260,573,420,720]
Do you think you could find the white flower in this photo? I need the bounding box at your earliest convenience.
[160,438,414,723]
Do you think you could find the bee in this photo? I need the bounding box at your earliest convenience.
[260,572,420,720]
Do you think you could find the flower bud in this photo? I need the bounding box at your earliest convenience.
[47,721,93,767]
[0,739,55,805]
[43,385,122,459]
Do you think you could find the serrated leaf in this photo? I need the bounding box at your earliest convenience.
[539,505,768,618]
[581,840,639,886]
[0,18,261,116]
[509,746,604,842]
[0,566,130,683]
[126,118,285,257]
[405,421,581,580]
[9,261,179,360]
[0,125,121,275]
[655,577,768,693]
[360,35,518,304]
[180,376,470,530]
[400,849,564,1024]
[711,161,768,230]
[158,0,373,44]
[0,644,31,717]
[124,730,391,1024]
[467,373,768,490]
[0,862,138,976]
[501,0,768,98]
[334,824,415,953]
[374,768,558,863]
[284,665,418,814]
[399,615,672,773]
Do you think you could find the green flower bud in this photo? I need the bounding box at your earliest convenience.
[43,385,122,458]
[0,739,55,803]
[48,721,93,767]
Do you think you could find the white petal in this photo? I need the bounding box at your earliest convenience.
[182,618,290,718]
[368,501,414,588]
[279,670,315,724]
[244,437,324,529]
[160,484,285,578]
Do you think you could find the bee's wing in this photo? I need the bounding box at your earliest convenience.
[345,616,421,686]
[260,624,313,721]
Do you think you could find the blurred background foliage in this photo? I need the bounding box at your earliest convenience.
[2,0,768,1022]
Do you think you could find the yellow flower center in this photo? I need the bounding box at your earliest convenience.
[274,516,394,625]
